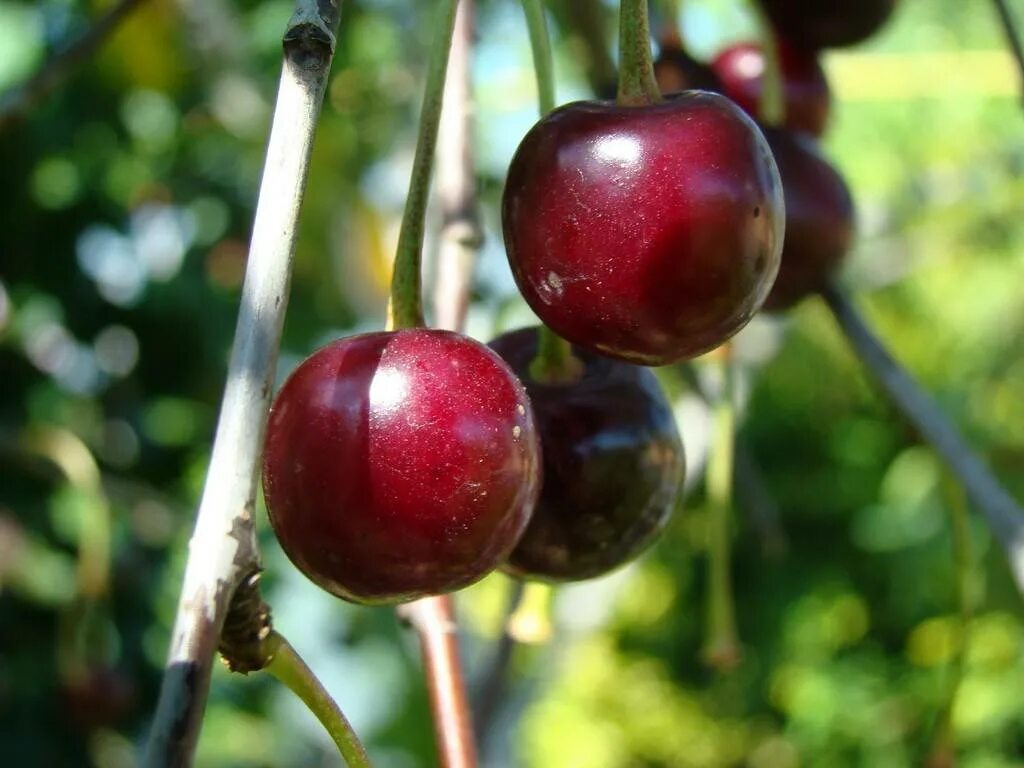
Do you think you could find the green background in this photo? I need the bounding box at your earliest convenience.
[0,0,1022,765]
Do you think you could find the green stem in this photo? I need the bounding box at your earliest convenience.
[748,0,783,125]
[520,0,580,383]
[617,0,663,106]
[703,350,741,671]
[389,0,461,330]
[264,632,374,768]
[930,471,976,757]
[521,0,556,114]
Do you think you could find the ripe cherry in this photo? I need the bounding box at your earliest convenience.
[262,329,541,604]
[503,92,784,366]
[489,327,684,581]
[761,127,855,310]
[712,40,830,137]
[62,667,137,730]
[757,0,896,49]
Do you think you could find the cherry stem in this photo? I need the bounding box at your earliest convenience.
[520,0,581,382]
[929,471,975,761]
[264,632,374,768]
[703,348,742,671]
[748,0,784,125]
[397,595,479,768]
[389,0,462,330]
[617,0,663,106]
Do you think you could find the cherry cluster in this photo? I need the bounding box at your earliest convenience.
[656,2,884,309]
[260,0,893,606]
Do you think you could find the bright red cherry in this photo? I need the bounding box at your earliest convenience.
[489,327,684,581]
[503,92,784,366]
[262,329,542,605]
[761,128,855,310]
[757,0,897,49]
[712,40,830,137]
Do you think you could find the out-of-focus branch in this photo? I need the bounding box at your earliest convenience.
[547,0,617,97]
[432,0,481,333]
[676,363,790,556]
[397,597,478,768]
[821,284,1024,596]
[144,3,342,765]
[0,0,148,134]
[399,3,479,767]
[990,0,1024,104]
[472,579,525,741]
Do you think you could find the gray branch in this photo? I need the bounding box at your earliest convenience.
[144,2,342,765]
[0,0,148,134]
[821,283,1024,595]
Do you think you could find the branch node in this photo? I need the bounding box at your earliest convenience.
[217,569,274,675]
[284,1,339,69]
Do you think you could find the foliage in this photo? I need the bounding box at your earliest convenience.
[0,0,1021,766]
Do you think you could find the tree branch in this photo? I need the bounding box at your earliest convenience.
[431,0,482,332]
[990,0,1024,105]
[397,596,478,768]
[0,0,148,135]
[471,579,524,744]
[143,2,342,765]
[820,283,1024,596]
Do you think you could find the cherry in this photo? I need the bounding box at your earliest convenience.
[761,127,855,310]
[712,40,830,137]
[503,92,784,366]
[757,0,896,49]
[489,327,684,581]
[654,42,721,94]
[262,329,542,605]
[62,667,137,730]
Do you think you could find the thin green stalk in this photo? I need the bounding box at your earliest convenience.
[703,350,741,671]
[520,0,580,382]
[617,0,663,106]
[748,0,783,125]
[521,0,556,114]
[264,632,373,768]
[389,0,461,330]
[929,471,977,761]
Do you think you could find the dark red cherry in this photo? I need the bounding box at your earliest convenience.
[761,127,855,310]
[757,0,896,49]
[503,92,784,366]
[712,40,830,137]
[654,42,722,94]
[62,667,137,730]
[262,329,541,605]
[489,327,684,581]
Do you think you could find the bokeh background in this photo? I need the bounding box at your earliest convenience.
[1,0,1023,765]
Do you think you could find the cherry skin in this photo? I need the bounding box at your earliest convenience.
[262,329,542,605]
[712,40,830,137]
[761,127,855,310]
[489,327,685,582]
[757,0,896,49]
[503,92,784,366]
